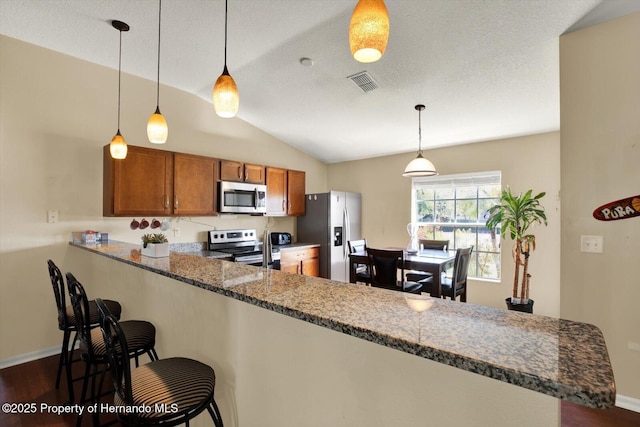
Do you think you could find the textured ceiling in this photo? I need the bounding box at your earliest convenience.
[1,0,638,164]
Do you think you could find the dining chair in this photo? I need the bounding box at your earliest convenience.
[405,240,449,283]
[96,299,224,427]
[420,239,449,251]
[348,239,370,285]
[367,248,423,294]
[66,273,159,427]
[47,259,122,403]
[440,246,473,302]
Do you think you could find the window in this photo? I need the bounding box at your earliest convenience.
[411,171,502,280]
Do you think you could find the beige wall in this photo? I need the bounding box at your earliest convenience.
[328,133,562,317]
[0,35,327,359]
[560,13,640,400]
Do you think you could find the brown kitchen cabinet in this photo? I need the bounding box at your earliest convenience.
[279,246,319,277]
[220,160,265,184]
[287,169,306,216]
[265,167,287,215]
[265,167,306,216]
[104,146,218,217]
[173,153,218,216]
[103,145,174,217]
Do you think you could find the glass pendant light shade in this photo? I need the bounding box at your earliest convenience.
[110,20,129,159]
[213,66,239,118]
[110,130,128,159]
[148,0,167,144]
[403,154,437,177]
[147,107,168,144]
[402,104,438,177]
[349,0,390,63]
[213,0,239,118]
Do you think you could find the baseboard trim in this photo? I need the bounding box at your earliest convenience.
[0,346,60,369]
[616,394,640,413]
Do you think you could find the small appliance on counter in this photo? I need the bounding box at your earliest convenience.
[270,232,292,246]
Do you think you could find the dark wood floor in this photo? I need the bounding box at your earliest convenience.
[1,352,639,426]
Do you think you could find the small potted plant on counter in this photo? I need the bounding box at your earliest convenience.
[486,187,547,313]
[141,233,169,258]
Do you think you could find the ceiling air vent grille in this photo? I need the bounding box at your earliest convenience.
[348,71,379,93]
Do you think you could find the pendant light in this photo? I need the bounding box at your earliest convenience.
[109,20,129,159]
[213,0,239,118]
[349,0,390,63]
[147,0,168,144]
[403,105,438,177]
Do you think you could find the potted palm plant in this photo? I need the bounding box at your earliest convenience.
[141,233,169,258]
[486,187,547,313]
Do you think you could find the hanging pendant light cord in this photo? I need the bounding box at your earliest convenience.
[417,107,423,155]
[156,0,162,106]
[223,0,228,68]
[117,28,122,130]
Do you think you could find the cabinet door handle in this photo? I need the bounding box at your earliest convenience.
[238,166,242,180]
[164,195,169,209]
[174,195,179,209]
[282,200,285,211]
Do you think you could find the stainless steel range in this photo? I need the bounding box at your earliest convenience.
[207,229,280,268]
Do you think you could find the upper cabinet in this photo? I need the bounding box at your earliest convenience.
[104,145,303,217]
[287,169,306,216]
[173,153,218,216]
[103,146,218,217]
[103,145,174,217]
[265,167,306,216]
[265,167,287,215]
[220,160,265,184]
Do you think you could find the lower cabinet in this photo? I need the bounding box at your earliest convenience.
[279,246,319,277]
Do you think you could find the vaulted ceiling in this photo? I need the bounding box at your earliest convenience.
[2,0,639,163]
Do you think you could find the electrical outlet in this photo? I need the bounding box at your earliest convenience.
[580,235,603,253]
[173,228,180,237]
[47,210,59,223]
[629,341,640,352]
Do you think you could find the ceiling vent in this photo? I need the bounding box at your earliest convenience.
[347,71,379,93]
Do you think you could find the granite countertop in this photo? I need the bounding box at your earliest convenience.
[69,240,616,409]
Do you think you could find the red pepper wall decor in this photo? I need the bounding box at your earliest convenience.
[593,195,640,221]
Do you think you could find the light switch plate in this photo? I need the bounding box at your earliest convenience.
[580,235,603,253]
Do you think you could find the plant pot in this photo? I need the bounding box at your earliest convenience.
[505,297,534,313]
[141,242,169,258]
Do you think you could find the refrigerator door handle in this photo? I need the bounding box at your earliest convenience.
[343,208,350,259]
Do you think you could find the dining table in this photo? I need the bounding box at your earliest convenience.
[349,248,456,298]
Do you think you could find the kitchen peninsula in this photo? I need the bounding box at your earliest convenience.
[68,240,615,427]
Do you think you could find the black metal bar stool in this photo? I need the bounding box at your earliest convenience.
[96,298,224,427]
[47,259,122,403]
[67,273,159,427]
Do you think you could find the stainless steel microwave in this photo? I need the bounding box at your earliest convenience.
[218,181,267,214]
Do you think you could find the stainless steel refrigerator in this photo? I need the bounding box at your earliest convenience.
[296,191,362,281]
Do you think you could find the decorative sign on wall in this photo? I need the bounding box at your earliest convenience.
[593,195,640,221]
